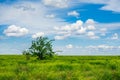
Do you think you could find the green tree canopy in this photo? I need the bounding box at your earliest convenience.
[23,37,55,60]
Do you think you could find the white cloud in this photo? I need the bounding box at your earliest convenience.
[100,28,107,36]
[76,27,86,34]
[79,0,107,4]
[87,31,99,39]
[100,28,107,32]
[58,20,83,31]
[0,1,68,34]
[54,33,71,40]
[85,19,96,31]
[66,44,73,49]
[54,19,120,40]
[86,25,96,30]
[79,0,120,13]
[99,23,120,30]
[54,26,60,30]
[61,25,72,31]
[68,11,79,17]
[100,0,120,13]
[54,36,65,40]
[42,0,120,13]
[3,25,28,37]
[76,20,83,26]
[100,33,106,36]
[91,36,100,39]
[111,33,119,40]
[54,20,84,40]
[32,32,45,39]
[85,19,95,25]
[86,44,119,50]
[57,44,120,55]
[71,20,83,30]
[87,31,95,37]
[42,0,69,8]
[56,31,71,35]
[55,20,83,31]
[54,19,100,40]
[95,22,120,38]
[97,45,114,49]
[46,14,55,18]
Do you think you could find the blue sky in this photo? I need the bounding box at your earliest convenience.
[0,0,120,55]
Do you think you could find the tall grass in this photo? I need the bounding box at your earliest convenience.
[0,55,120,80]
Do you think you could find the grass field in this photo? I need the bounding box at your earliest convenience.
[0,55,120,80]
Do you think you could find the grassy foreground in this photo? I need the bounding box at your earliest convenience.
[0,55,120,80]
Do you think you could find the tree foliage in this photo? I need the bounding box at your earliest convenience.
[23,37,55,60]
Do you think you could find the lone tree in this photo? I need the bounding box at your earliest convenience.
[24,37,55,60]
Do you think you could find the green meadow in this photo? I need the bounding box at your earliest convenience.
[0,55,120,80]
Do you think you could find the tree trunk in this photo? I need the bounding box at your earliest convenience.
[38,53,43,60]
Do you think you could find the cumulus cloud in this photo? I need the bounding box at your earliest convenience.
[111,33,119,40]
[62,20,82,30]
[54,20,84,39]
[85,19,96,31]
[87,31,99,39]
[70,20,83,30]
[86,25,96,30]
[59,20,83,31]
[76,27,86,34]
[3,25,28,37]
[54,19,100,40]
[85,19,95,25]
[68,11,79,17]
[32,32,45,39]
[42,0,69,8]
[87,31,95,37]
[66,44,73,49]
[54,20,83,34]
